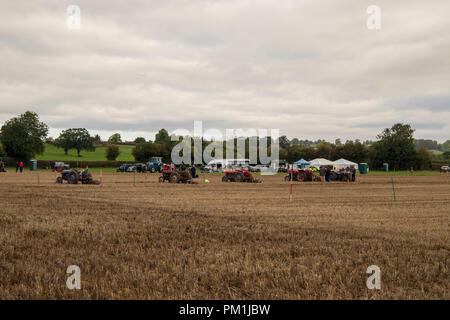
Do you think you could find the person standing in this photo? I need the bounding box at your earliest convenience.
[19,161,24,173]
[325,166,331,182]
[190,165,196,179]
[16,161,19,173]
[319,166,326,182]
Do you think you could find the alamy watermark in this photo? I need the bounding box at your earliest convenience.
[66,265,81,290]
[170,121,280,175]
[66,5,81,30]
[366,265,381,290]
[366,5,381,30]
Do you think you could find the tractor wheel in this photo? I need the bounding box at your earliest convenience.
[284,175,290,181]
[151,167,156,173]
[158,176,164,183]
[68,172,79,184]
[170,173,179,183]
[56,177,63,184]
[222,176,228,182]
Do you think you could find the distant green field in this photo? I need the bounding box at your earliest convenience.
[367,170,439,176]
[429,150,443,155]
[35,143,135,161]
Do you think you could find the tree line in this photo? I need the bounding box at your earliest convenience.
[0,111,447,170]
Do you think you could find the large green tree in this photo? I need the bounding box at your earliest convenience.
[370,123,416,170]
[0,111,48,160]
[108,133,122,143]
[105,144,121,161]
[56,128,95,157]
[134,137,146,144]
[0,144,5,157]
[132,142,169,162]
[415,147,432,170]
[93,134,102,143]
[154,129,170,145]
[331,141,369,163]
[439,140,450,152]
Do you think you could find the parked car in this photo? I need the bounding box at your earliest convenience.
[134,163,147,173]
[441,165,449,173]
[127,165,137,172]
[250,165,269,172]
[116,163,133,172]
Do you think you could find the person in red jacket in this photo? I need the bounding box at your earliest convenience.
[19,161,24,173]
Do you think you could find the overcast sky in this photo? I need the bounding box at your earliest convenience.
[0,0,449,142]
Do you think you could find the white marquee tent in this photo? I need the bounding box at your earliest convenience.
[309,158,335,168]
[333,158,359,170]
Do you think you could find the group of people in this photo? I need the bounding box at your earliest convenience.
[319,166,332,182]
[0,161,24,173]
[15,161,24,173]
[319,165,356,182]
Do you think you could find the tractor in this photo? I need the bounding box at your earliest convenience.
[330,171,351,182]
[146,157,163,173]
[158,165,195,184]
[56,169,100,185]
[284,168,321,182]
[222,168,261,183]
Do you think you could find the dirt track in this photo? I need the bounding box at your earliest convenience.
[0,171,448,299]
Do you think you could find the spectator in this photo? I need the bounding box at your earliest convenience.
[170,162,176,171]
[190,165,197,179]
[325,166,331,182]
[16,161,19,173]
[319,166,326,182]
[351,166,356,182]
[180,163,186,171]
[19,161,24,173]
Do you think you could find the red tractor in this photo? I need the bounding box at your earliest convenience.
[222,168,261,183]
[158,164,195,184]
[284,168,320,182]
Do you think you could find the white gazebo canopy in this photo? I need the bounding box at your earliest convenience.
[309,158,335,168]
[333,158,359,170]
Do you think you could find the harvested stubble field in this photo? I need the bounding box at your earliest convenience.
[0,171,448,299]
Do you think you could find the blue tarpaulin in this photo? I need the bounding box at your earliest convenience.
[294,158,310,166]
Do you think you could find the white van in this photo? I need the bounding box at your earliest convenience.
[205,159,250,172]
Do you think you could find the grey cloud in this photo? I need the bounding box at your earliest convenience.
[384,94,450,113]
[0,0,449,142]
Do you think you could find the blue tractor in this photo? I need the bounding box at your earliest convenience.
[146,157,163,173]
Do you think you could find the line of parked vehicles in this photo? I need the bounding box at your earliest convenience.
[50,159,450,175]
[116,157,163,173]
